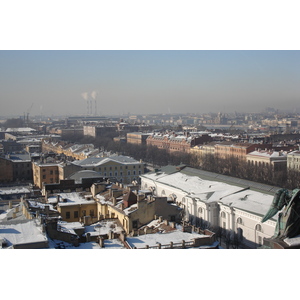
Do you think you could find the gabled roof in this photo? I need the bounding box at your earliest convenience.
[72,155,141,167]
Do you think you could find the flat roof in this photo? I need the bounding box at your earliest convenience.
[0,219,47,247]
[49,192,95,206]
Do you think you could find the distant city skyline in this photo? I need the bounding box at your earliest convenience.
[0,50,299,118]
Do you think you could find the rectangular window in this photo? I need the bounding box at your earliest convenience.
[66,212,70,219]
[90,209,94,217]
[74,211,79,218]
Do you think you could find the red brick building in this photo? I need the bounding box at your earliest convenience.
[146,134,212,154]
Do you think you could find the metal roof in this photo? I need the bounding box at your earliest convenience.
[180,167,282,195]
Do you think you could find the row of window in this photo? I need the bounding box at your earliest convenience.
[221,212,263,231]
[90,170,142,176]
[42,169,59,174]
[66,209,94,219]
[92,165,141,171]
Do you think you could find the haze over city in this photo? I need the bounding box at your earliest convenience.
[1,50,299,118]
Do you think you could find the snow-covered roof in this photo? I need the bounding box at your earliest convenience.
[28,200,57,211]
[50,192,95,207]
[126,228,205,248]
[141,171,275,218]
[0,186,31,196]
[0,219,47,248]
[6,127,36,132]
[69,170,102,181]
[85,220,124,237]
[247,150,287,159]
[72,155,142,167]
[57,221,84,235]
[287,150,300,156]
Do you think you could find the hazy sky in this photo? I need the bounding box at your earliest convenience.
[1,50,299,117]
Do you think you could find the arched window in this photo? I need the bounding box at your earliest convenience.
[237,217,243,225]
[161,190,166,196]
[198,207,203,216]
[255,224,263,232]
[221,211,226,218]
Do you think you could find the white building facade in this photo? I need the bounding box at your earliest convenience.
[140,170,277,248]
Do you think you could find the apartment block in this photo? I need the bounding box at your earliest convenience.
[146,133,212,154]
[287,150,300,172]
[32,162,60,189]
[126,132,151,145]
[246,150,287,172]
[215,142,272,160]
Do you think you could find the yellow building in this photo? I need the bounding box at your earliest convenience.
[95,183,182,234]
[126,132,151,145]
[48,192,98,224]
[246,150,287,172]
[32,162,60,189]
[190,142,218,167]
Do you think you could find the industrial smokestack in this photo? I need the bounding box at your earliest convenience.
[91,90,98,116]
[81,92,89,116]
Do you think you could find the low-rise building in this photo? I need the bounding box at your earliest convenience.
[140,166,278,248]
[71,155,145,184]
[32,162,60,189]
[246,150,287,172]
[48,192,98,224]
[96,183,182,234]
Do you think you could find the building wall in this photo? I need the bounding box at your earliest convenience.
[287,151,300,172]
[57,202,98,223]
[215,143,272,160]
[12,161,33,182]
[79,160,144,184]
[219,204,276,248]
[0,157,13,182]
[146,135,208,154]
[33,163,59,189]
[127,133,150,145]
[140,174,277,248]
[126,199,156,233]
